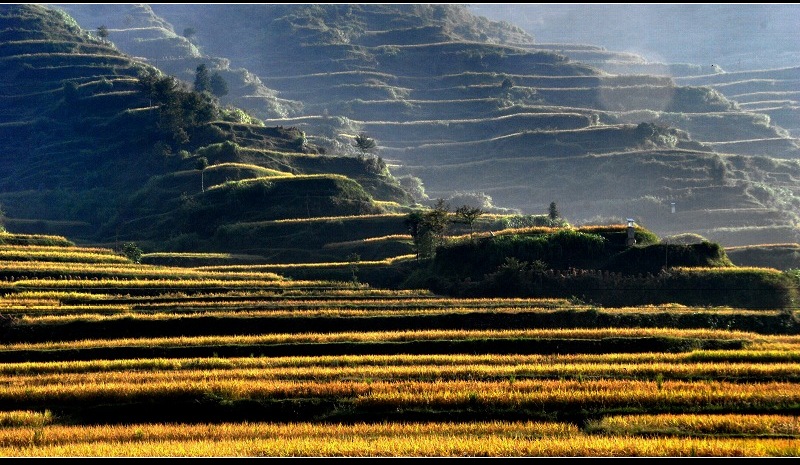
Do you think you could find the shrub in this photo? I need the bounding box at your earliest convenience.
[195,141,239,163]
[122,242,143,263]
[501,214,568,229]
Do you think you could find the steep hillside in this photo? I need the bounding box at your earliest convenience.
[0,4,415,261]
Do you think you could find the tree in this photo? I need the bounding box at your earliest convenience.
[405,199,450,260]
[398,175,428,203]
[426,198,451,245]
[353,133,377,155]
[455,205,484,238]
[196,157,209,193]
[97,25,109,40]
[347,252,361,286]
[446,191,494,210]
[194,64,211,93]
[209,72,229,98]
[548,201,560,221]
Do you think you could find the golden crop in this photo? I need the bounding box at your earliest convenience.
[0,422,795,456]
[0,327,767,351]
[0,351,798,376]
[589,413,800,436]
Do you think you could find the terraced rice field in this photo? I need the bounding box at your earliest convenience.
[0,233,798,456]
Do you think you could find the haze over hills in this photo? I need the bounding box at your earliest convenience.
[5,3,800,260]
[468,4,800,73]
[469,4,800,141]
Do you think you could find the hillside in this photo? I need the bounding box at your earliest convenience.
[0,4,416,262]
[53,3,800,248]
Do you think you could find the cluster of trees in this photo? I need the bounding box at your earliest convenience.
[194,64,229,98]
[405,199,452,260]
[404,200,564,260]
[404,200,493,259]
[137,68,218,147]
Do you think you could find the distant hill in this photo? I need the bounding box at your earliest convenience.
[468,4,800,73]
[469,5,800,142]
[50,3,800,248]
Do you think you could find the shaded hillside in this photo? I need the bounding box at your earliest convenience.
[726,243,800,271]
[0,5,415,261]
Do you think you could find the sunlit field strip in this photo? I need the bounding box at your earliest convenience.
[589,414,800,437]
[0,245,119,254]
[195,254,417,271]
[124,301,780,315]
[5,307,582,320]
[0,296,578,310]
[2,379,800,411]
[121,297,578,309]
[4,306,133,317]
[2,290,436,303]
[142,252,256,259]
[8,278,348,290]
[3,360,799,386]
[0,327,767,351]
[0,433,797,457]
[0,233,72,245]
[0,410,52,427]
[320,236,413,250]
[1,291,115,301]
[0,250,129,264]
[1,303,593,319]
[0,420,577,447]
[9,421,796,457]
[0,261,285,280]
[3,295,786,319]
[0,288,439,302]
[2,351,800,375]
[119,297,581,309]
[354,379,800,410]
[255,212,407,224]
[5,306,788,323]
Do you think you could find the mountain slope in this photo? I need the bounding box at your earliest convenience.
[0,4,415,260]
[118,4,800,246]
